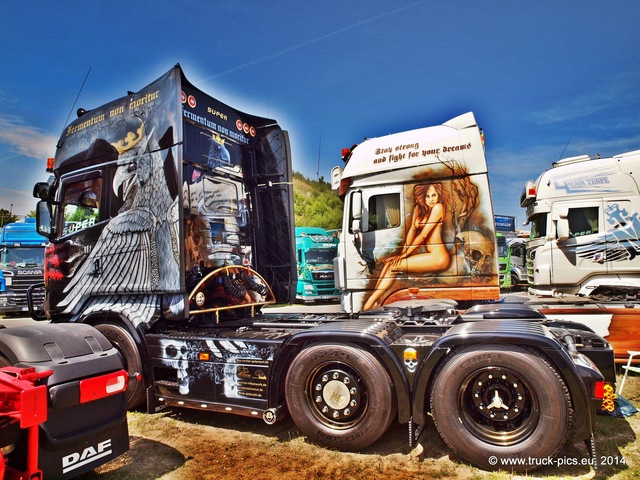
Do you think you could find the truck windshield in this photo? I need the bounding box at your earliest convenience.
[530,214,547,239]
[0,247,45,267]
[305,248,335,265]
[497,238,508,258]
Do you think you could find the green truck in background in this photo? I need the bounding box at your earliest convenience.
[295,227,340,302]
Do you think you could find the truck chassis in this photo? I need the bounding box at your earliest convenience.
[89,301,612,472]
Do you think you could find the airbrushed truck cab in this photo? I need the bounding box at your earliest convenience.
[29,66,615,472]
[331,112,500,313]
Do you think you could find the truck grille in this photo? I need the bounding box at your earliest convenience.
[6,273,44,308]
[312,271,334,281]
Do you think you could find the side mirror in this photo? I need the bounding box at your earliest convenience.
[35,201,54,239]
[33,182,51,200]
[351,191,363,220]
[350,190,363,234]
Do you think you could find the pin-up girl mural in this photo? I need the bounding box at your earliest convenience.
[363,182,451,310]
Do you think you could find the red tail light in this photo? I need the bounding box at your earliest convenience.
[593,381,606,399]
[79,370,128,404]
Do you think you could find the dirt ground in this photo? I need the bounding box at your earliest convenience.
[77,375,640,480]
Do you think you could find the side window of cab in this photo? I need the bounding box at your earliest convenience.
[59,174,103,236]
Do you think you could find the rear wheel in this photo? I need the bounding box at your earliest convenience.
[285,343,396,451]
[0,354,10,367]
[430,345,572,472]
[95,322,145,410]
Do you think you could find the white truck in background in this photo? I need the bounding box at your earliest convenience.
[507,237,528,289]
[521,149,640,300]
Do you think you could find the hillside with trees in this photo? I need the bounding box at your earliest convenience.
[1,176,339,231]
[293,172,343,230]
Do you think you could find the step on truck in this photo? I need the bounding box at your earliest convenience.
[28,65,615,472]
[0,218,47,314]
[1,322,129,479]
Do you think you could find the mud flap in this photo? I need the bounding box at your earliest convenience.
[1,323,129,479]
[408,417,424,449]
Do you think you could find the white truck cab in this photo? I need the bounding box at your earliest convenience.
[521,150,640,298]
[332,113,499,313]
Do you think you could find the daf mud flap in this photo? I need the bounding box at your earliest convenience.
[0,323,129,479]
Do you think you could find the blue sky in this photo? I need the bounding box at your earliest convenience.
[1,1,639,229]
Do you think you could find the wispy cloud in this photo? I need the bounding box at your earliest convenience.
[529,72,640,125]
[197,0,429,83]
[0,114,58,161]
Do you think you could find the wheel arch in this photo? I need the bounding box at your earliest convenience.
[411,327,594,440]
[76,310,153,394]
[271,330,412,424]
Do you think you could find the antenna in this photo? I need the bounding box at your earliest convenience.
[558,137,571,161]
[63,68,92,129]
[316,134,322,180]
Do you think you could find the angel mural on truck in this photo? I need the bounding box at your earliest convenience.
[362,160,495,310]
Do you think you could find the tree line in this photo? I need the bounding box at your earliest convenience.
[292,172,343,230]
[1,172,342,230]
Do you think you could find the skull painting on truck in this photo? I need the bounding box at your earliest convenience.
[460,230,495,276]
[153,336,277,402]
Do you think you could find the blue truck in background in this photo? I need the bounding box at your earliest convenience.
[295,227,340,302]
[0,217,47,314]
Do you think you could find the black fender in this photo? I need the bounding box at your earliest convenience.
[0,323,114,364]
[74,310,153,385]
[412,320,600,441]
[270,319,413,424]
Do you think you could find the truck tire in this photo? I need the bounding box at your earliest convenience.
[95,323,145,410]
[510,273,520,291]
[430,344,572,472]
[285,343,396,451]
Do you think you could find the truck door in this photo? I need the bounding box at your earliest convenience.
[343,186,403,292]
[602,199,639,274]
[551,202,606,286]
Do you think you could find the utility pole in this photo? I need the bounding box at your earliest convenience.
[1,204,14,227]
